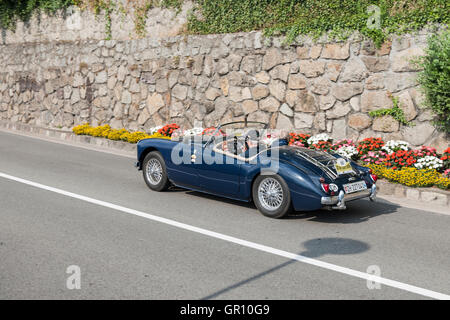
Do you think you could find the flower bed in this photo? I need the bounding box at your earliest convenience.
[72,123,450,189]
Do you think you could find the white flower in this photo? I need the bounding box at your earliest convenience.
[382,140,410,154]
[307,133,331,146]
[414,156,443,169]
[336,145,358,159]
[183,127,204,136]
[148,126,163,135]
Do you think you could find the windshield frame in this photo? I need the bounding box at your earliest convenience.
[204,120,269,148]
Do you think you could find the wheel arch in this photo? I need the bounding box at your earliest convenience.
[139,147,159,170]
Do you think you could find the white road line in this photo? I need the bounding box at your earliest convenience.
[1,171,449,300]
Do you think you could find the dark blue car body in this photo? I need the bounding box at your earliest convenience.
[136,136,377,212]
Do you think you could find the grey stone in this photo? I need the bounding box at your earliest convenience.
[121,90,132,104]
[372,115,399,132]
[280,103,294,117]
[255,71,270,84]
[348,113,371,130]
[332,118,347,140]
[276,113,293,130]
[311,77,330,95]
[251,85,270,100]
[288,74,306,90]
[299,60,325,78]
[269,64,290,82]
[361,90,393,112]
[268,80,286,102]
[205,87,221,101]
[397,91,417,121]
[263,48,283,71]
[401,121,435,146]
[384,72,418,93]
[361,56,390,72]
[294,113,315,129]
[319,95,336,111]
[340,58,368,82]
[321,42,350,60]
[331,83,363,101]
[325,101,351,119]
[172,84,188,100]
[392,47,424,72]
[260,96,280,112]
[242,100,258,114]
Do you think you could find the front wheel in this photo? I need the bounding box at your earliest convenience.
[142,151,170,191]
[252,174,292,219]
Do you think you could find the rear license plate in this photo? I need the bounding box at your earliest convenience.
[343,181,367,194]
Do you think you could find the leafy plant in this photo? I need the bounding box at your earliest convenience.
[416,30,450,133]
[0,0,73,30]
[368,94,410,126]
[188,0,450,46]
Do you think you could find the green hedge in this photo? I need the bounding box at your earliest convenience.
[0,0,73,29]
[2,1,449,46]
[417,30,450,133]
[188,0,450,45]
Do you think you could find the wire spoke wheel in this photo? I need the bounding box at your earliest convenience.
[257,177,284,211]
[146,158,163,185]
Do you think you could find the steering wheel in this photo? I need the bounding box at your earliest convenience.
[244,129,260,153]
[224,137,246,155]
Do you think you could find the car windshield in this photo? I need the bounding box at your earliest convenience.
[207,121,288,159]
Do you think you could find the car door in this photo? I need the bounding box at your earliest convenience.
[167,137,201,189]
[194,142,241,197]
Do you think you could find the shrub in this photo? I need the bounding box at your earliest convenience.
[188,0,450,46]
[383,150,418,170]
[288,133,311,147]
[310,140,334,152]
[360,150,388,165]
[158,123,180,137]
[366,164,450,189]
[417,30,450,133]
[71,123,172,144]
[440,147,450,170]
[357,137,385,156]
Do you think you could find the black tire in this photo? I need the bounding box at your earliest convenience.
[252,174,292,219]
[142,151,170,192]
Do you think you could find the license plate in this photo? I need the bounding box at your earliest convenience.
[343,181,367,194]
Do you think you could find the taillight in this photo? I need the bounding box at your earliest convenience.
[370,174,378,183]
[321,183,330,193]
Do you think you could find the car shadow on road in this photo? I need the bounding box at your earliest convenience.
[200,237,370,300]
[286,198,401,224]
[180,187,401,223]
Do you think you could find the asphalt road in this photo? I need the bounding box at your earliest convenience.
[0,130,449,300]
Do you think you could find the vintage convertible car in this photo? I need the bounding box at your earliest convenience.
[135,121,377,218]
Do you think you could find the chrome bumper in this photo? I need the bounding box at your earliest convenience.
[321,184,377,210]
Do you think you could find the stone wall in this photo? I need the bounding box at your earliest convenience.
[0,2,193,44]
[0,29,448,151]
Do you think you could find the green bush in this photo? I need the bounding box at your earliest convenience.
[188,0,450,46]
[417,30,450,133]
[0,0,73,29]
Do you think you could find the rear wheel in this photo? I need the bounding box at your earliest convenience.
[142,151,170,191]
[252,174,292,219]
